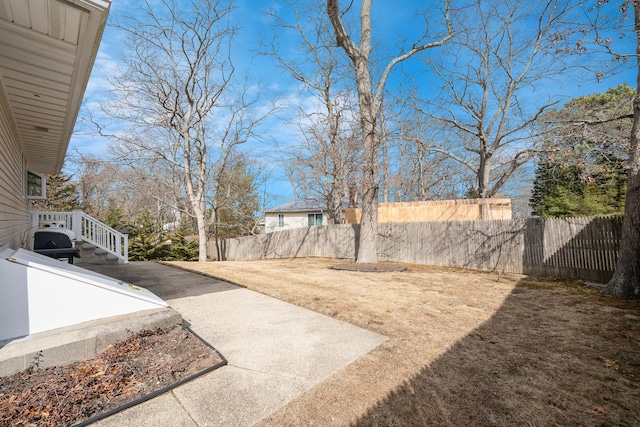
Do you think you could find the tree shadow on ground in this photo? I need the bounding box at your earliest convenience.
[352,278,640,427]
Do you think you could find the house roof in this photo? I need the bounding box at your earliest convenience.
[0,0,111,174]
[265,196,353,213]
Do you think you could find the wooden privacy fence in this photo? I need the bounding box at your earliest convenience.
[208,216,623,283]
[344,198,513,223]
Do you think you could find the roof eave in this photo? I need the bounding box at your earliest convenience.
[0,0,111,175]
[53,0,111,174]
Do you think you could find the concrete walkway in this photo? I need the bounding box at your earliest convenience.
[84,262,386,427]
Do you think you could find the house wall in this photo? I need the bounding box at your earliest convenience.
[0,83,29,249]
[344,199,512,224]
[264,211,326,233]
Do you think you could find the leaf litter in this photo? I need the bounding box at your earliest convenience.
[0,325,222,427]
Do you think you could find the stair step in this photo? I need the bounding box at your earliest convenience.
[75,242,122,266]
[32,212,127,265]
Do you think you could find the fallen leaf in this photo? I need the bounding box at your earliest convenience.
[592,406,608,415]
[91,370,105,378]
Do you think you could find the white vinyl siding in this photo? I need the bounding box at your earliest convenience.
[265,211,326,233]
[0,84,30,249]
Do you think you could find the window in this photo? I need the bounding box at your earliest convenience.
[26,171,46,200]
[308,213,323,227]
[278,214,285,227]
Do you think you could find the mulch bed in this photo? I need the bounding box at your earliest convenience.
[0,325,224,427]
[330,262,408,273]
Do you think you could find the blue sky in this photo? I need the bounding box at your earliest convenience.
[68,0,637,209]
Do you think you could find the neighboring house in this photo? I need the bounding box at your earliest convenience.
[264,197,512,234]
[264,196,351,233]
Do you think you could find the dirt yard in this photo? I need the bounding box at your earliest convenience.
[171,258,640,427]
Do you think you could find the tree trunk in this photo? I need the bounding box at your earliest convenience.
[381,129,389,203]
[354,61,379,263]
[417,145,426,200]
[329,185,343,224]
[326,0,451,263]
[196,219,208,262]
[358,130,379,263]
[477,152,491,198]
[192,202,208,263]
[607,162,640,298]
[607,2,640,298]
[212,207,221,261]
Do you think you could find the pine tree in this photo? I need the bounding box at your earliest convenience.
[212,156,261,240]
[531,153,627,217]
[127,207,170,261]
[101,198,125,229]
[531,85,632,217]
[31,173,81,211]
[167,218,198,261]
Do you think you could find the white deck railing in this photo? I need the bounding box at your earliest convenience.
[31,210,128,263]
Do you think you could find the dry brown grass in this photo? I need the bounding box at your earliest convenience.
[171,258,640,427]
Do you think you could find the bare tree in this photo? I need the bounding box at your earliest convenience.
[267,1,362,224]
[68,154,120,218]
[116,160,186,225]
[101,0,271,261]
[393,114,472,201]
[421,0,577,201]
[326,0,452,263]
[68,153,186,226]
[280,114,363,221]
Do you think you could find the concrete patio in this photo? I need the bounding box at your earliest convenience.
[67,262,387,426]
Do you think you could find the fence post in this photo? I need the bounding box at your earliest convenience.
[71,211,82,241]
[123,234,129,263]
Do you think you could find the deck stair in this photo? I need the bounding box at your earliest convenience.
[31,211,128,264]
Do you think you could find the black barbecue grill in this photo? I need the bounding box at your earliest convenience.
[33,231,81,264]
